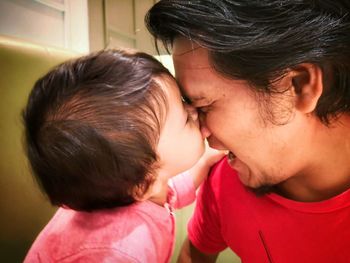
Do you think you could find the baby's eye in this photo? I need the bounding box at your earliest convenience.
[181,96,192,105]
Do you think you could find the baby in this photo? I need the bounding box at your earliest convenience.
[23,50,224,262]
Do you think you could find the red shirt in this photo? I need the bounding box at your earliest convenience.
[188,158,350,263]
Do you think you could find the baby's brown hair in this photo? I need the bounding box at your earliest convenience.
[23,50,172,211]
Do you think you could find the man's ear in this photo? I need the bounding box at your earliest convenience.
[288,63,323,114]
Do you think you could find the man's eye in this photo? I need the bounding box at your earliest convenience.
[198,106,210,113]
[181,96,191,105]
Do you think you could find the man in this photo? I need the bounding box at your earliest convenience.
[146,1,350,262]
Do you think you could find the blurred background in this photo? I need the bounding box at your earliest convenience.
[0,0,239,262]
[1,0,156,54]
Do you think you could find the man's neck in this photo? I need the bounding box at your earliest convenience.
[276,114,350,202]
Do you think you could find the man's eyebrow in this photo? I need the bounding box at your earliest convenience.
[176,81,206,104]
[183,95,207,106]
[189,96,207,105]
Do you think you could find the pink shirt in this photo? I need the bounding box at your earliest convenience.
[24,172,195,263]
[188,158,350,263]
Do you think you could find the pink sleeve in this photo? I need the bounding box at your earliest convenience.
[187,170,227,254]
[169,171,196,209]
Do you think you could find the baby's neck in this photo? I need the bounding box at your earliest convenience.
[145,177,169,206]
[148,190,168,206]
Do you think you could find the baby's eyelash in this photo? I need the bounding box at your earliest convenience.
[181,96,192,105]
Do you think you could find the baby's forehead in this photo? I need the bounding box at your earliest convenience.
[151,74,183,111]
[153,74,180,98]
[157,75,184,102]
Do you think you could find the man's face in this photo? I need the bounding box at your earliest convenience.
[172,38,309,189]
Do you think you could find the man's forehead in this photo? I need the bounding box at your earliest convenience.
[172,37,210,69]
[172,38,213,103]
[173,37,201,55]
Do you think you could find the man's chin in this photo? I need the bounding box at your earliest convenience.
[248,184,275,196]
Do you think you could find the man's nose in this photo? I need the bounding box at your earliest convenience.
[198,112,211,138]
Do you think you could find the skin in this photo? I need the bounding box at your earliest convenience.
[156,76,205,178]
[173,37,350,262]
[141,76,225,205]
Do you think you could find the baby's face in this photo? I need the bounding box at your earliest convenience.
[156,76,205,178]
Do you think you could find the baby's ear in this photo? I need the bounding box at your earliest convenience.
[288,63,323,114]
[130,185,147,201]
[131,172,156,201]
